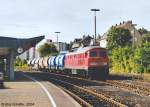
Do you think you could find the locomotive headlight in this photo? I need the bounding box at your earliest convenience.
[103,62,107,66]
[90,62,98,66]
[90,62,107,66]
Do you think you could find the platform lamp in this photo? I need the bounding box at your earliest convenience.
[90,9,100,45]
[132,24,137,75]
[55,32,61,51]
[132,24,137,51]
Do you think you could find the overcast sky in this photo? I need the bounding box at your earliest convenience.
[0,0,150,43]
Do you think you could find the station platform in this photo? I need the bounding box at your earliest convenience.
[0,72,81,107]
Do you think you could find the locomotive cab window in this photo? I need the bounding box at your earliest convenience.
[99,51,107,57]
[90,51,97,57]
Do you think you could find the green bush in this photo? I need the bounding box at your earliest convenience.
[38,43,58,57]
[14,58,29,71]
[110,46,133,73]
[146,65,150,73]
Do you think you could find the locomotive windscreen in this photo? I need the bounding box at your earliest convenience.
[90,51,97,57]
[99,51,107,58]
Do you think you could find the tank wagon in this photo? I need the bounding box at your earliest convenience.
[34,58,40,70]
[55,52,67,71]
[38,57,44,70]
[43,57,49,70]
[29,46,109,80]
[48,56,57,70]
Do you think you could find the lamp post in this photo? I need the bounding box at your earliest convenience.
[132,24,137,51]
[132,24,137,75]
[90,9,100,44]
[55,32,61,51]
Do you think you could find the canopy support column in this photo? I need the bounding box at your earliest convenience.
[7,50,15,80]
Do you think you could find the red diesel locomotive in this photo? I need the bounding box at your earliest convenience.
[65,46,109,80]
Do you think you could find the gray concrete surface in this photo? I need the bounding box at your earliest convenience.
[0,72,81,107]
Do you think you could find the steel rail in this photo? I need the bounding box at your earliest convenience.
[47,72,150,96]
[47,76,126,107]
[106,80,150,96]
[60,87,92,107]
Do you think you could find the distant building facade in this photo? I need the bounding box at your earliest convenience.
[71,35,93,50]
[46,39,67,52]
[18,47,39,60]
[99,33,107,48]
[53,42,67,51]
[99,20,142,48]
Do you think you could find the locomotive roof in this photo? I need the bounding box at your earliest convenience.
[66,46,106,55]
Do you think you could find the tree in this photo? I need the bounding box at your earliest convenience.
[107,26,150,74]
[110,46,132,73]
[138,28,148,35]
[38,43,58,57]
[107,27,132,50]
[134,42,150,73]
[143,32,150,43]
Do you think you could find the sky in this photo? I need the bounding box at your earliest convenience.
[0,0,150,43]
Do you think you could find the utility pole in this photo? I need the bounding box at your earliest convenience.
[91,9,100,45]
[55,32,61,51]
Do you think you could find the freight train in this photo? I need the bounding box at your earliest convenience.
[28,46,109,80]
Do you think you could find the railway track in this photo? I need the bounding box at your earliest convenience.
[106,80,150,96]
[107,74,150,96]
[26,71,150,107]
[134,80,150,88]
[51,78,125,107]
[26,72,126,107]
[60,72,150,97]
[60,87,93,107]
[44,72,150,97]
[131,80,150,88]
[110,74,150,83]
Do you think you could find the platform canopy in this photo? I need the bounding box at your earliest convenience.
[0,36,44,58]
[0,36,44,80]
